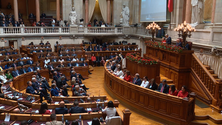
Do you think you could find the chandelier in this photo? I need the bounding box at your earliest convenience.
[174,21,196,49]
[146,22,161,41]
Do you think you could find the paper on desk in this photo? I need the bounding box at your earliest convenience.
[35,110,39,114]
[86,108,92,111]
[54,102,59,104]
[13,124,19,125]
[60,95,64,97]
[0,106,5,109]
[4,113,10,122]
[87,121,92,125]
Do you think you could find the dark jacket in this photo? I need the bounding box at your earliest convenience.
[157,83,169,94]
[55,107,68,114]
[69,106,87,113]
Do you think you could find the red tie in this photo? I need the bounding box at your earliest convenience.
[160,85,164,92]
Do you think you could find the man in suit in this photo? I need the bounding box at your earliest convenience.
[79,55,85,62]
[51,56,57,62]
[34,63,41,71]
[46,114,63,125]
[132,73,142,86]
[26,58,34,65]
[71,47,75,51]
[157,79,169,93]
[71,52,77,57]
[122,46,126,51]
[17,59,24,66]
[94,45,99,51]
[27,66,34,72]
[87,45,93,51]
[165,34,171,45]
[55,101,68,114]
[57,62,64,68]
[73,60,80,67]
[41,12,46,18]
[70,71,85,81]
[69,100,87,113]
[12,67,20,77]
[66,56,72,61]
[96,55,102,66]
[11,60,17,67]
[111,61,116,72]
[26,81,43,102]
[19,65,27,74]
[51,83,60,96]
[47,62,54,72]
[12,50,17,54]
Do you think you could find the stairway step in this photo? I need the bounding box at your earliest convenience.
[212,74,218,79]
[204,65,211,70]
[208,70,214,74]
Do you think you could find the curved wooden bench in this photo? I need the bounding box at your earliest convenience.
[104,59,196,125]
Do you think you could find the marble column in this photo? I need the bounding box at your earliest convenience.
[211,0,216,23]
[13,0,19,21]
[107,0,110,24]
[36,0,40,22]
[56,0,60,20]
[185,0,191,23]
[85,0,89,24]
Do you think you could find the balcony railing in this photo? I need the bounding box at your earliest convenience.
[0,26,150,36]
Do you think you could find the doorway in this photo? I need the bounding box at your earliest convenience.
[9,40,18,49]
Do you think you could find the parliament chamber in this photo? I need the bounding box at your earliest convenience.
[0,0,222,125]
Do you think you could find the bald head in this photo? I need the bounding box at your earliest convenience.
[60,101,65,107]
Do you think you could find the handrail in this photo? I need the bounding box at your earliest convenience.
[192,54,218,84]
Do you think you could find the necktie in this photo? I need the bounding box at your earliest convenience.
[160,85,164,92]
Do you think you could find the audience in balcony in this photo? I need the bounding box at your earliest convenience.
[157,79,169,93]
[146,78,157,90]
[165,34,172,45]
[161,37,166,43]
[132,73,142,86]
[169,85,178,96]
[176,38,182,47]
[5,70,13,80]
[177,85,189,98]
[140,76,149,88]
[124,71,131,82]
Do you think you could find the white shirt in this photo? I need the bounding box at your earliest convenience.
[102,107,116,120]
[0,75,7,84]
[101,25,106,27]
[114,70,123,77]
[20,24,25,27]
[72,58,77,62]
[140,80,149,88]
[58,59,64,62]
[44,59,50,64]
[52,19,55,24]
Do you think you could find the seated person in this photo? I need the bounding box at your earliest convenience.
[46,114,63,125]
[169,85,178,96]
[58,57,64,63]
[79,55,85,62]
[17,58,25,66]
[57,62,65,68]
[51,56,57,62]
[177,85,189,98]
[72,56,78,62]
[44,57,50,67]
[26,58,34,65]
[91,54,96,66]
[71,47,75,51]
[47,62,54,72]
[5,70,13,80]
[66,56,72,61]
[71,52,77,57]
[34,63,41,71]
[69,100,87,113]
[26,81,43,102]
[132,73,142,86]
[162,37,166,43]
[157,79,169,94]
[176,38,182,47]
[27,66,34,72]
[11,67,20,77]
[140,76,149,88]
[23,54,30,59]
[102,101,116,120]
[39,102,51,114]
[92,118,101,125]
[113,67,123,77]
[51,83,60,96]
[123,71,131,82]
[147,78,158,90]
[4,63,11,69]
[55,101,68,114]
[19,65,27,74]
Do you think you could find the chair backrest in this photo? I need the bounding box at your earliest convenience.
[106,116,122,125]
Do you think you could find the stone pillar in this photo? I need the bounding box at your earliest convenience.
[36,0,40,22]
[56,0,60,20]
[107,0,110,24]
[13,0,19,21]
[185,0,191,23]
[85,0,89,24]
[211,0,216,23]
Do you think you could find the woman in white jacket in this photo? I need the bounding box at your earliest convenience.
[140,76,149,88]
[114,67,123,77]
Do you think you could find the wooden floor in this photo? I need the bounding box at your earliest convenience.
[42,67,222,124]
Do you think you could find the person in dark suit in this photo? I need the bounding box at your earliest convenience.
[47,62,54,72]
[19,65,27,74]
[176,38,182,47]
[26,81,43,102]
[51,56,57,62]
[110,61,116,72]
[66,56,72,61]
[55,101,68,114]
[69,100,87,113]
[132,73,142,86]
[29,13,34,18]
[26,58,34,65]
[157,79,169,93]
[51,83,60,96]
[17,59,24,66]
[27,66,34,72]
[11,67,20,77]
[41,12,46,18]
[94,45,99,51]
[12,50,17,54]
[10,60,17,67]
[165,34,171,45]
[39,41,44,46]
[34,63,41,71]
[96,55,102,66]
[147,78,158,90]
[79,55,85,62]
[87,45,93,51]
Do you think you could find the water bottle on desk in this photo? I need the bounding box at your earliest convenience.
[62,115,64,123]
[79,115,81,122]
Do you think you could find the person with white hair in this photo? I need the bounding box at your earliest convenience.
[132,73,142,86]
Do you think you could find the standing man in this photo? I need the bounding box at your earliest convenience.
[165,34,171,45]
